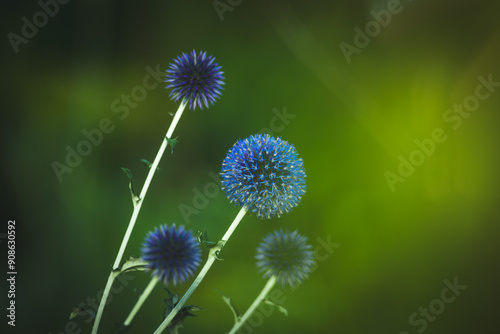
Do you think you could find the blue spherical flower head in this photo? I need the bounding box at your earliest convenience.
[256,229,315,287]
[141,224,201,285]
[221,134,306,219]
[165,50,224,110]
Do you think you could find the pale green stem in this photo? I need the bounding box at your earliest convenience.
[123,276,159,327]
[228,276,277,334]
[92,101,187,334]
[153,206,248,334]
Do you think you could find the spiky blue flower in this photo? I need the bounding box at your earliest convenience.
[256,229,315,287]
[141,224,201,285]
[220,134,306,219]
[165,50,224,110]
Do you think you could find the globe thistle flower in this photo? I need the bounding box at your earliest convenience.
[221,134,306,219]
[256,229,315,287]
[165,50,225,110]
[141,224,201,286]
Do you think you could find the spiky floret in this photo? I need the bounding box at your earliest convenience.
[221,134,306,219]
[141,224,201,285]
[165,50,224,110]
[256,229,315,286]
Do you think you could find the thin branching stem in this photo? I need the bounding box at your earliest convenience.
[92,101,187,334]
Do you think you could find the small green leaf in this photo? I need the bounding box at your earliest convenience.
[263,298,288,316]
[197,229,217,248]
[69,306,79,320]
[141,159,160,171]
[217,290,240,325]
[121,167,140,205]
[163,288,179,318]
[120,256,147,273]
[112,256,147,277]
[163,288,201,334]
[120,167,133,180]
[166,137,178,154]
[141,159,153,168]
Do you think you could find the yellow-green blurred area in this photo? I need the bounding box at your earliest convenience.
[2,0,500,333]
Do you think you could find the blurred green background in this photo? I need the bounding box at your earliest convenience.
[2,0,500,333]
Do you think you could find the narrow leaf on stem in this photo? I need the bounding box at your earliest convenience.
[197,229,217,248]
[120,167,140,205]
[114,256,148,275]
[217,290,240,325]
[166,137,178,154]
[263,298,288,316]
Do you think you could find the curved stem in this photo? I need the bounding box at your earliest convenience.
[153,206,248,334]
[124,276,159,327]
[115,101,186,269]
[228,276,277,334]
[92,101,187,334]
